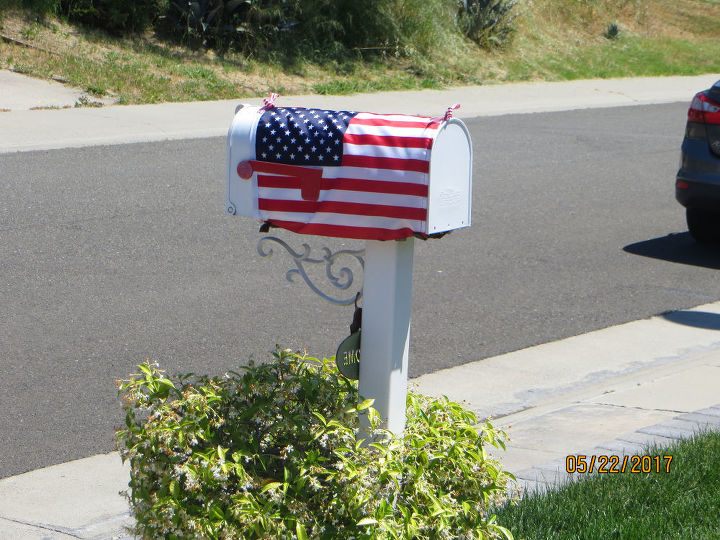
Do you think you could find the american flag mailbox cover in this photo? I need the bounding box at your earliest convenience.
[226,100,472,240]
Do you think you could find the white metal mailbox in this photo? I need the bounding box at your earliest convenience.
[227,101,472,240]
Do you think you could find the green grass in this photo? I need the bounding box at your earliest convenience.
[312,74,442,95]
[493,431,720,539]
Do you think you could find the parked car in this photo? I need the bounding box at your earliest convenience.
[676,79,720,242]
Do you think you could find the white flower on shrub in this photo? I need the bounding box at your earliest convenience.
[210,466,228,481]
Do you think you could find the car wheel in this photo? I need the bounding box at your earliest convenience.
[686,208,720,243]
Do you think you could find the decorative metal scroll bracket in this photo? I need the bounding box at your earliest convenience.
[257,236,365,305]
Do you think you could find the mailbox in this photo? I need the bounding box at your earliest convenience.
[227,101,472,240]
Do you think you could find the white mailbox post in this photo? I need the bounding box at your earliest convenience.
[227,98,472,434]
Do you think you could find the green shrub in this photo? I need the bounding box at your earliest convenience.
[60,0,162,34]
[604,22,620,40]
[160,0,467,61]
[161,0,253,51]
[117,349,514,539]
[161,0,398,58]
[14,0,60,16]
[385,0,464,58]
[8,0,506,65]
[286,0,398,59]
[5,0,160,32]
[457,0,518,49]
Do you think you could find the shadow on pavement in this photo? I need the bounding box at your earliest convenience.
[623,232,720,270]
[662,310,720,331]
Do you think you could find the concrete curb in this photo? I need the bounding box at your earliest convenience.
[0,453,133,539]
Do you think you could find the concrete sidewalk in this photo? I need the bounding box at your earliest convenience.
[415,301,720,493]
[2,71,720,538]
[0,70,113,112]
[1,301,720,538]
[1,71,720,154]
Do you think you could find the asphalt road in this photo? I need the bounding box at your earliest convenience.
[4,102,720,478]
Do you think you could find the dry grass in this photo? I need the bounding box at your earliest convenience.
[516,0,720,40]
[0,11,446,103]
[0,9,315,101]
[467,0,720,83]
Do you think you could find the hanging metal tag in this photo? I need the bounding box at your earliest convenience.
[336,293,362,380]
[336,331,360,380]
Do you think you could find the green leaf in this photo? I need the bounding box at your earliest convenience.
[296,522,308,540]
[357,517,378,526]
[260,482,283,493]
[209,503,225,520]
[356,398,375,411]
[311,411,328,426]
[169,479,181,499]
[138,363,153,377]
[159,377,176,389]
[232,450,248,463]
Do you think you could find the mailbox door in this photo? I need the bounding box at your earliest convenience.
[426,119,472,234]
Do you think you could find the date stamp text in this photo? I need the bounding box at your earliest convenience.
[565,454,673,474]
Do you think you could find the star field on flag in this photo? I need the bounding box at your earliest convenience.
[256,107,357,167]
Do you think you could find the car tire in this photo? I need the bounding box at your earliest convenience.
[686,207,720,243]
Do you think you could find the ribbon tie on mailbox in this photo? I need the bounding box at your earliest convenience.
[262,92,279,110]
[444,103,461,120]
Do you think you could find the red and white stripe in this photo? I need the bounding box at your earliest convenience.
[256,112,440,240]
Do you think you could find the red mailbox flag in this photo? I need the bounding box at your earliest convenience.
[243,106,442,240]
